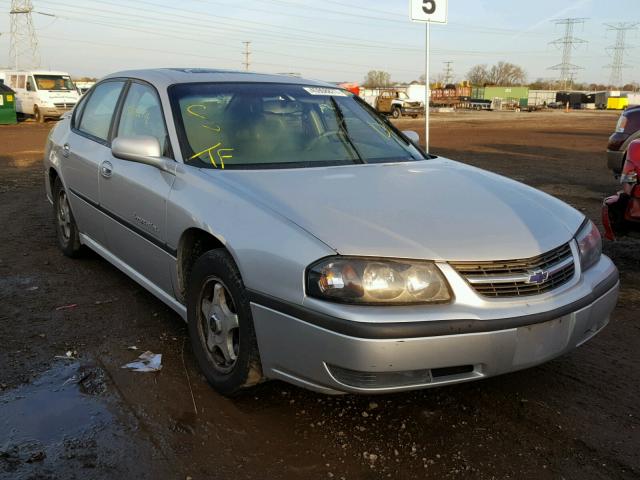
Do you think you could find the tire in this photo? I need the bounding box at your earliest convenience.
[609,194,631,238]
[53,177,82,257]
[34,105,45,123]
[392,107,401,119]
[187,249,262,396]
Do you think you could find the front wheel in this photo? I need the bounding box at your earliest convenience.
[34,105,45,123]
[187,249,262,396]
[392,107,401,119]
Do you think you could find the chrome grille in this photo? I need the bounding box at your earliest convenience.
[450,243,575,298]
[54,102,75,109]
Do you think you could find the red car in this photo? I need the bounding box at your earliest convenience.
[607,105,640,174]
[603,139,640,239]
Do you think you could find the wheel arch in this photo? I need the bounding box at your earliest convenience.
[176,227,235,303]
[47,167,61,202]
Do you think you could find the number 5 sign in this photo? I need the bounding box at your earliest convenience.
[410,0,448,24]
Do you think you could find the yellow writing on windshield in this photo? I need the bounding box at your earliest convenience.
[189,143,234,169]
[186,104,207,119]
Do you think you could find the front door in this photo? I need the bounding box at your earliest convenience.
[62,80,126,247]
[22,76,36,115]
[99,81,175,294]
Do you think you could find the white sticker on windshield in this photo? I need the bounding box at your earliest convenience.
[303,87,347,96]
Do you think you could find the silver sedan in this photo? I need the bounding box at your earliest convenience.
[44,69,619,395]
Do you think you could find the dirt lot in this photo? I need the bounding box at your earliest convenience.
[1,110,639,480]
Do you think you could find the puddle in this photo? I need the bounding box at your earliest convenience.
[0,361,115,476]
[0,362,111,446]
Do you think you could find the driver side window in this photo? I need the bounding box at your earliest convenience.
[117,83,170,157]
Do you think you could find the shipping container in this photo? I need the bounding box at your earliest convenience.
[528,90,556,107]
[607,97,629,110]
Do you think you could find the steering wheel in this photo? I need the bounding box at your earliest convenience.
[306,130,341,151]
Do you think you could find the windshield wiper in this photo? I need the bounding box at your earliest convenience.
[329,96,364,164]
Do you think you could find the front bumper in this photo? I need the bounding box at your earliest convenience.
[401,107,423,115]
[40,105,74,119]
[251,256,619,394]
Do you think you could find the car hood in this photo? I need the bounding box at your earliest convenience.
[205,159,584,261]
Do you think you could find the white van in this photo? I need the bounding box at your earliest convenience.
[0,70,80,122]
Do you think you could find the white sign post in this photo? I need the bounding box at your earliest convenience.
[410,0,448,154]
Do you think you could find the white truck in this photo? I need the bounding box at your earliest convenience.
[0,70,79,122]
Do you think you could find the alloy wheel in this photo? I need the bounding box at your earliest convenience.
[57,190,72,242]
[198,277,240,374]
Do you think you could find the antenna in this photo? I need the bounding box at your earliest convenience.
[604,22,639,87]
[548,18,588,89]
[9,0,40,70]
[442,61,453,84]
[242,41,251,71]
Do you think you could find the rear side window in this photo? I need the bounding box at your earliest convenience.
[78,81,125,142]
[116,82,170,155]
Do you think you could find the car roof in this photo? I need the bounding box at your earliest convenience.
[102,68,334,89]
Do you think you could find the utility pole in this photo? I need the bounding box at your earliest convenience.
[604,22,638,87]
[9,0,40,70]
[442,61,454,84]
[548,18,588,90]
[242,41,251,71]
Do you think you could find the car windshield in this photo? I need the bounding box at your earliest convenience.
[170,83,425,169]
[34,75,75,91]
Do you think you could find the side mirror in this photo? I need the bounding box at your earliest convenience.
[111,136,175,174]
[402,130,420,145]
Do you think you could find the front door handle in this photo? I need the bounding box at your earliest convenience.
[100,161,113,178]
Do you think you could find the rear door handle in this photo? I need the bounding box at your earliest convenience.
[100,161,113,178]
[62,143,70,158]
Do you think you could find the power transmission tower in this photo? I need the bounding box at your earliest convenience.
[442,61,454,84]
[548,18,588,89]
[604,22,638,87]
[242,41,251,71]
[9,0,40,70]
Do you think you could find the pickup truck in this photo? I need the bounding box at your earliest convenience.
[375,91,423,119]
[607,105,640,174]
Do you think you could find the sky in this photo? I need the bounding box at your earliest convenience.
[0,0,638,85]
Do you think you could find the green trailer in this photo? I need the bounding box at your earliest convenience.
[0,83,17,125]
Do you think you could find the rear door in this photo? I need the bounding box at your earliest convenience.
[99,80,176,294]
[62,79,126,246]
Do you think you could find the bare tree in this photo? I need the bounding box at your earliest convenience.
[363,70,392,88]
[467,62,526,86]
[467,64,489,85]
[486,62,526,85]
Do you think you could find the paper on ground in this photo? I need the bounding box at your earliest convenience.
[122,351,162,372]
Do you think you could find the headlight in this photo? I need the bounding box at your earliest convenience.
[307,257,452,305]
[575,220,602,271]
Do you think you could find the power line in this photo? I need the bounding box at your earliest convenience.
[242,41,251,71]
[442,61,454,84]
[9,0,40,70]
[548,17,588,89]
[604,22,638,87]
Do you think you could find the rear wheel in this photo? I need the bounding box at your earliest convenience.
[187,249,262,396]
[392,107,401,119]
[53,177,82,257]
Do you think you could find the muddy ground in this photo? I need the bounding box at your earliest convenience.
[1,110,639,480]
